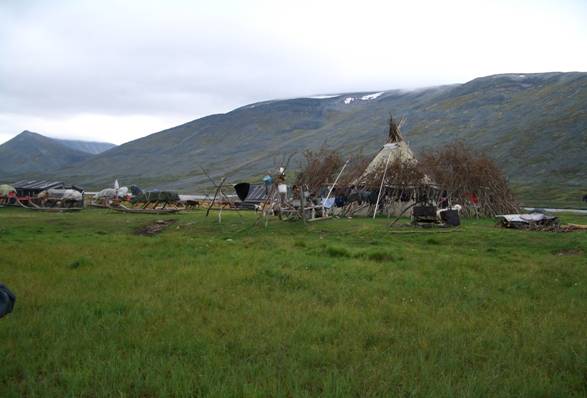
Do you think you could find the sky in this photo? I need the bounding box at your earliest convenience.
[0,0,586,145]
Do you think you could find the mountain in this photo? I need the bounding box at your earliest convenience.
[57,139,115,155]
[1,72,585,203]
[0,131,115,177]
[53,72,586,192]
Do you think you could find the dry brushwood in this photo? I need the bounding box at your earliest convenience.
[338,154,371,187]
[420,141,519,217]
[295,147,343,194]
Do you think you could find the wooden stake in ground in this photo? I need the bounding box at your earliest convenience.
[300,185,306,224]
[373,152,393,220]
[206,176,226,217]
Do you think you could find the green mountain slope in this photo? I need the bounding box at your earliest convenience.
[2,73,586,202]
[0,131,116,178]
[0,131,93,176]
[57,139,116,155]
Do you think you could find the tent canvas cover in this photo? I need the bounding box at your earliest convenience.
[360,141,416,180]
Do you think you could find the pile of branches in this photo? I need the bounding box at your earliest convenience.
[338,154,371,187]
[420,141,518,217]
[295,148,375,194]
[295,147,343,194]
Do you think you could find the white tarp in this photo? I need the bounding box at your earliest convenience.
[95,187,129,199]
[496,213,554,223]
[43,189,83,201]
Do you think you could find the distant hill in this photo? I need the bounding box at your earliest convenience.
[0,131,115,177]
[1,72,585,203]
[52,72,586,192]
[57,139,115,155]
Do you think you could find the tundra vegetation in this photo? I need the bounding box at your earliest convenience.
[0,208,586,397]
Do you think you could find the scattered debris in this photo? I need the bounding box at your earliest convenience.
[537,224,587,233]
[496,213,559,229]
[496,214,587,232]
[135,219,177,236]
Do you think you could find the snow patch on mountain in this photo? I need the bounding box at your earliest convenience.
[361,92,384,100]
[309,94,340,99]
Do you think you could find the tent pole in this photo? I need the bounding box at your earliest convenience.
[206,177,226,217]
[199,165,243,218]
[373,152,393,220]
[324,159,349,203]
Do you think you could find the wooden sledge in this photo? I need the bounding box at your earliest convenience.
[108,204,182,214]
[88,202,110,209]
[16,199,83,212]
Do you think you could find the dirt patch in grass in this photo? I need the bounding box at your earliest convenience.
[553,248,584,256]
[135,219,177,236]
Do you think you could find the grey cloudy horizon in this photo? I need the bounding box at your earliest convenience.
[1,0,586,145]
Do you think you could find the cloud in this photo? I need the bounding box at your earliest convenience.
[1,0,586,144]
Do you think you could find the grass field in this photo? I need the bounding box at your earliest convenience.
[513,184,586,210]
[0,208,586,397]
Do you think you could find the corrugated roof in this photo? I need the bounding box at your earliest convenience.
[234,183,268,203]
[11,180,84,192]
[12,180,65,190]
[245,184,268,202]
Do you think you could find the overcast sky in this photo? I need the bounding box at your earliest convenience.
[1,0,586,145]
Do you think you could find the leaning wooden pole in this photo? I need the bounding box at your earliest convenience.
[373,152,393,220]
[206,177,226,217]
[199,165,243,218]
[324,159,350,203]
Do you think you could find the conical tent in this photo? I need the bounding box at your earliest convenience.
[360,140,416,180]
[351,116,436,217]
[358,116,419,185]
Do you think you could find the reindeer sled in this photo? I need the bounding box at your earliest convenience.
[18,188,84,212]
[110,190,185,214]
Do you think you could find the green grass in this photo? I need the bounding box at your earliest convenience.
[0,208,586,397]
[513,184,586,209]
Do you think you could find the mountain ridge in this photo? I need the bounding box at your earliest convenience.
[0,131,116,177]
[57,138,116,155]
[0,72,585,195]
